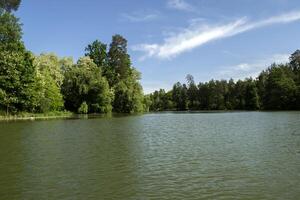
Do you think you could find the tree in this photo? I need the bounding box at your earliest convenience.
[60,56,74,73]
[0,0,21,13]
[263,64,297,110]
[290,50,300,72]
[113,68,144,113]
[149,89,174,111]
[107,34,131,86]
[33,54,65,112]
[34,53,64,86]
[62,57,113,113]
[186,74,199,109]
[78,102,88,114]
[172,82,188,110]
[244,78,259,110]
[0,12,36,113]
[143,95,152,112]
[85,40,107,68]
[225,78,235,109]
[289,50,300,109]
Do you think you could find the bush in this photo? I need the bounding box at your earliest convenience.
[78,102,88,114]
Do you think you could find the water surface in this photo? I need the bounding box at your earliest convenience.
[0,112,299,199]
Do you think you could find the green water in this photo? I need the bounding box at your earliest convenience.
[0,112,299,199]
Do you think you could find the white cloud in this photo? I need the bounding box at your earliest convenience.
[167,0,194,11]
[121,11,159,22]
[133,11,300,59]
[217,54,290,80]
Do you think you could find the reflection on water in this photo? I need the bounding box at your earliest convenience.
[0,112,299,199]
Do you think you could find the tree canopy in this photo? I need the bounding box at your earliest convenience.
[148,53,300,111]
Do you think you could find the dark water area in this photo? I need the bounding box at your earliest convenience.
[0,112,299,199]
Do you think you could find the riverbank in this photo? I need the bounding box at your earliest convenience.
[0,111,74,121]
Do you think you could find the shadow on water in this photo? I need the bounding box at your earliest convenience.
[0,118,142,199]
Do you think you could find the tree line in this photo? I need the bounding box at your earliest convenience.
[147,51,300,111]
[1,0,299,115]
[0,0,147,115]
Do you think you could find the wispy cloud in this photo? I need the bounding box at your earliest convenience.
[121,11,159,22]
[217,54,290,80]
[133,11,300,60]
[167,0,194,11]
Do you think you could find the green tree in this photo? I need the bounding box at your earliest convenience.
[85,40,107,68]
[78,101,88,114]
[62,57,113,113]
[113,68,144,113]
[143,95,152,112]
[263,64,297,110]
[107,34,131,86]
[33,53,65,112]
[149,89,174,111]
[0,0,21,13]
[244,78,259,110]
[172,82,188,110]
[290,50,300,109]
[225,78,236,109]
[0,12,36,113]
[186,74,199,109]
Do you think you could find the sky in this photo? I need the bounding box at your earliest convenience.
[16,0,300,93]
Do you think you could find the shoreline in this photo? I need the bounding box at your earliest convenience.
[0,112,74,121]
[1,110,299,122]
[0,112,136,121]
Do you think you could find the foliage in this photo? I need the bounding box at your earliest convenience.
[62,57,113,114]
[0,0,21,13]
[0,12,36,113]
[148,51,300,111]
[107,34,131,86]
[85,40,107,68]
[33,53,65,112]
[112,69,144,113]
[78,101,88,114]
[85,35,146,113]
[262,64,297,110]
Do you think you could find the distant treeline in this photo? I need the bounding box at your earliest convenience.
[0,0,147,115]
[147,51,300,111]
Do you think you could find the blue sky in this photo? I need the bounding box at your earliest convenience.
[16,0,300,93]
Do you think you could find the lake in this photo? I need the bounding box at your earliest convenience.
[0,112,299,199]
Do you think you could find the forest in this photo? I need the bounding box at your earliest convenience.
[0,0,299,116]
[148,53,300,111]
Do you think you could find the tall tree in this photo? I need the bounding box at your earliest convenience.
[33,54,65,112]
[290,50,300,72]
[0,12,36,113]
[172,82,188,110]
[289,50,300,109]
[186,74,199,109]
[85,40,107,68]
[107,34,131,86]
[244,78,259,110]
[113,68,145,113]
[263,64,297,110]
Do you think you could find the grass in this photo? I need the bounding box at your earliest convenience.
[0,111,74,121]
